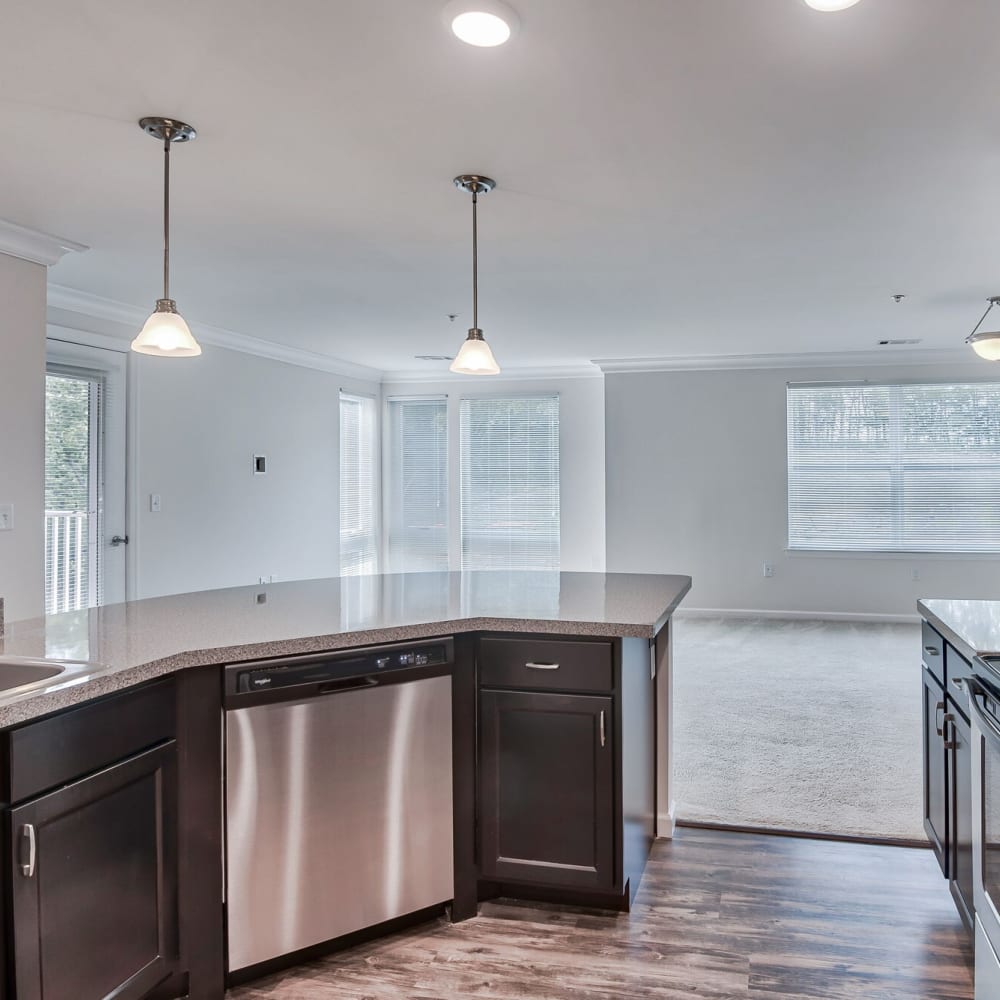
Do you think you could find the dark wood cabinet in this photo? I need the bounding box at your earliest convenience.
[479,689,615,890]
[920,622,976,935]
[946,700,974,931]
[922,665,948,875]
[9,741,179,1000]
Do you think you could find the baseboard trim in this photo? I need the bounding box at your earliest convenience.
[675,819,929,850]
[656,801,677,840]
[673,607,920,625]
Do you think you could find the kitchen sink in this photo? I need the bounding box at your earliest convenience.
[0,658,66,693]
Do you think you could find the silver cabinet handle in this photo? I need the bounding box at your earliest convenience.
[943,713,958,752]
[21,824,35,878]
[935,700,946,737]
[924,645,940,656]
[600,710,606,748]
[525,662,559,671]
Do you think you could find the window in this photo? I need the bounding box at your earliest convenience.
[385,398,448,572]
[787,381,1000,552]
[339,392,378,575]
[460,396,560,569]
[45,368,104,612]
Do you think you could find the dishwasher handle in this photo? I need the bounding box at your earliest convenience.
[318,676,379,696]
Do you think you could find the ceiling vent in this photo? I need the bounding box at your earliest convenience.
[414,354,455,361]
[878,338,922,346]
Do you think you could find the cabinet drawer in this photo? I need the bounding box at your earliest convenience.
[946,644,973,709]
[479,638,613,692]
[3,679,176,804]
[922,621,945,685]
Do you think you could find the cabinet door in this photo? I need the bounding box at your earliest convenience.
[947,706,975,931]
[479,690,615,890]
[923,668,948,876]
[10,741,179,1000]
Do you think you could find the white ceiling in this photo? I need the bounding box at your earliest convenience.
[4,0,1000,372]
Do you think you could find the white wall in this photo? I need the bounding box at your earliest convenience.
[380,375,607,572]
[605,363,1000,618]
[132,343,378,599]
[0,254,47,623]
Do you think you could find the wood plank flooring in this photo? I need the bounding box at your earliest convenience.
[226,827,974,999]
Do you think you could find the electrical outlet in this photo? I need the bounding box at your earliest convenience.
[0,505,12,531]
[912,568,920,582]
[150,494,162,513]
[762,561,774,578]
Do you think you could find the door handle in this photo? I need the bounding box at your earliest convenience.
[20,824,35,878]
[525,662,559,671]
[110,535,129,547]
[600,710,606,748]
[935,700,946,737]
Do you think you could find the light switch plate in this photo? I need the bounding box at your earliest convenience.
[0,505,12,531]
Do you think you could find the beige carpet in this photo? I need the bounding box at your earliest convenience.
[671,616,924,841]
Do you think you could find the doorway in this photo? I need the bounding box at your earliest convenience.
[44,343,126,612]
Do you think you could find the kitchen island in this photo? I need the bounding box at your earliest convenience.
[0,571,690,1000]
[919,598,1000,1000]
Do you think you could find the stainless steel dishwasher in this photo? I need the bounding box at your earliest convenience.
[223,638,454,974]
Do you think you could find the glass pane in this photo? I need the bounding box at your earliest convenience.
[45,373,99,613]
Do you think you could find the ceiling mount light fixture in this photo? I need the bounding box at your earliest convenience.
[131,116,201,358]
[450,174,500,376]
[966,296,1000,361]
[444,1,519,47]
[803,0,862,10]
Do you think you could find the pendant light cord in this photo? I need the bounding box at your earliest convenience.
[162,133,171,301]
[471,187,479,331]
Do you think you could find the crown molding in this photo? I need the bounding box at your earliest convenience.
[0,219,87,266]
[381,364,603,384]
[47,284,382,383]
[593,348,978,374]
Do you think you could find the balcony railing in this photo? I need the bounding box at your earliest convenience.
[45,510,90,614]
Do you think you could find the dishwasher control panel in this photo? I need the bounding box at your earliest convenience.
[224,638,453,705]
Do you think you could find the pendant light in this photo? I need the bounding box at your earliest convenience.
[966,296,1000,360]
[131,117,201,358]
[451,174,500,375]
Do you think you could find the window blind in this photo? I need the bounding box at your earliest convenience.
[460,396,560,570]
[787,381,1000,552]
[44,369,103,613]
[339,392,378,575]
[385,397,449,572]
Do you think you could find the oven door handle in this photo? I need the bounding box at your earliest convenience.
[966,677,1000,746]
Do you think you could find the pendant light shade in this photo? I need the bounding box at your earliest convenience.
[966,296,1000,361]
[132,299,201,357]
[450,174,500,375]
[131,117,201,358]
[452,329,500,375]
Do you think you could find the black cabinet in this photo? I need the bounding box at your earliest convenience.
[920,622,976,935]
[945,705,974,931]
[922,665,948,875]
[9,742,179,1000]
[479,688,615,890]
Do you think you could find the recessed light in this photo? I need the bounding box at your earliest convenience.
[803,0,862,10]
[443,1,519,47]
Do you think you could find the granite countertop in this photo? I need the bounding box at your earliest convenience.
[0,571,691,727]
[918,598,1000,664]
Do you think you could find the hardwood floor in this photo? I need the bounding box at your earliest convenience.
[226,827,974,999]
